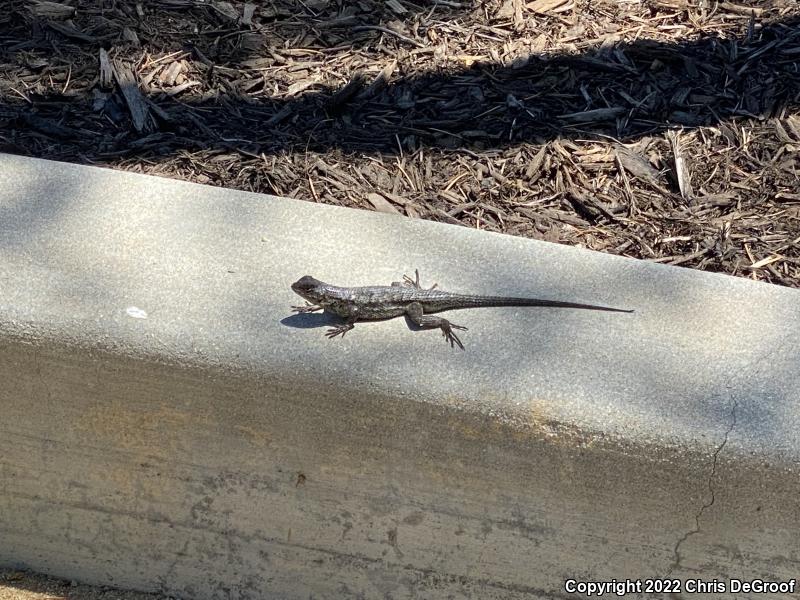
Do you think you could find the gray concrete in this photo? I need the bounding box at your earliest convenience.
[0,153,798,599]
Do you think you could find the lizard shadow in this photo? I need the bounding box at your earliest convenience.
[280,311,341,329]
[280,311,432,333]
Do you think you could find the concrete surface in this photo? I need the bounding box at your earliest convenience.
[0,153,798,599]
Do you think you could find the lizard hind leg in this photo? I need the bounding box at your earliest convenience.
[402,269,438,290]
[405,302,467,350]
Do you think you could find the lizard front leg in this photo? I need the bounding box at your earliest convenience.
[325,318,356,339]
[325,304,362,340]
[292,301,323,313]
[405,302,467,350]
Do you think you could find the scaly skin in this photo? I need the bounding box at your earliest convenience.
[291,270,632,350]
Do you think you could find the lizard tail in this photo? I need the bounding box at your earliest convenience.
[447,294,633,313]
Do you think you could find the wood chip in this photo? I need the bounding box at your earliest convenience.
[719,2,763,16]
[386,0,408,15]
[748,255,782,270]
[241,2,256,25]
[327,74,366,110]
[668,131,693,201]
[496,0,515,19]
[98,48,113,89]
[287,78,321,96]
[367,192,402,214]
[112,60,153,133]
[46,21,98,42]
[28,1,75,19]
[526,0,570,14]
[558,107,626,122]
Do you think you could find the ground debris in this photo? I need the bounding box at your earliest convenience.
[1,0,799,286]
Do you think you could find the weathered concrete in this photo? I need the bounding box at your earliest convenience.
[0,153,798,599]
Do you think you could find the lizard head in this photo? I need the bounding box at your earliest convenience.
[291,275,326,303]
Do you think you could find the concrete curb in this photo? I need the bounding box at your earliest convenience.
[1,154,798,599]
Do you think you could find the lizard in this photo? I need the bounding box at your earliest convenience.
[291,270,633,350]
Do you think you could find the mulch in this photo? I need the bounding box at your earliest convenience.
[0,568,169,600]
[1,0,799,285]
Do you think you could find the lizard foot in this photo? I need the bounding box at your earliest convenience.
[440,321,467,350]
[402,269,437,290]
[325,323,355,339]
[292,302,323,314]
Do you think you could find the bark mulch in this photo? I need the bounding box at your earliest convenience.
[1,0,799,285]
[0,569,171,600]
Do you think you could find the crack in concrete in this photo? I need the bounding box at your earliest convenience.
[666,328,793,581]
[667,393,738,578]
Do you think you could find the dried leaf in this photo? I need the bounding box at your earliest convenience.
[211,1,239,21]
[615,147,662,186]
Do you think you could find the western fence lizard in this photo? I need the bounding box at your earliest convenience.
[291,270,632,350]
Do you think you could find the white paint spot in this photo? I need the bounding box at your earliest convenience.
[126,306,148,319]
